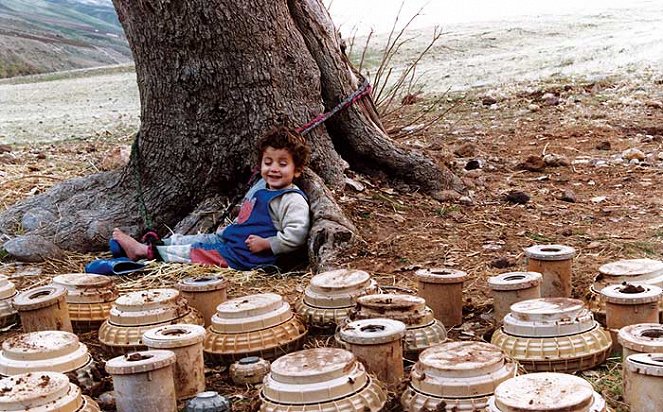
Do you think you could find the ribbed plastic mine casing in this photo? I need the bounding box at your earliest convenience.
[0,371,100,411]
[52,273,119,332]
[491,298,612,372]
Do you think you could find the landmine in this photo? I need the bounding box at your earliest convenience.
[401,341,516,411]
[491,298,612,372]
[142,324,206,400]
[343,294,447,360]
[338,318,406,385]
[185,391,231,412]
[589,258,663,322]
[488,271,542,323]
[0,371,100,411]
[176,276,228,327]
[259,347,387,412]
[204,293,307,363]
[601,283,661,352]
[524,244,575,298]
[415,267,467,327]
[13,284,73,333]
[295,269,379,330]
[618,323,663,359]
[52,273,119,332]
[230,356,271,385]
[486,373,607,412]
[106,350,177,412]
[98,288,204,354]
[0,275,18,328]
[623,352,663,412]
[0,331,96,390]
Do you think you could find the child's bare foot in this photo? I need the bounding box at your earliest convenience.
[112,228,149,260]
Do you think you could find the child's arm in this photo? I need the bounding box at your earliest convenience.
[266,192,310,254]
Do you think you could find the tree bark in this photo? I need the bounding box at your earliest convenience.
[0,0,462,269]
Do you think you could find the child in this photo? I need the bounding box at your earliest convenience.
[112,127,311,270]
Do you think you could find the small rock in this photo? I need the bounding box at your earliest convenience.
[587,241,601,249]
[36,153,46,160]
[490,256,517,268]
[622,148,645,161]
[559,189,577,203]
[629,158,640,165]
[459,196,473,205]
[591,196,607,203]
[609,157,625,165]
[464,159,482,170]
[541,93,560,106]
[482,95,497,106]
[595,141,611,151]
[0,144,11,154]
[543,153,570,167]
[504,190,530,204]
[454,142,477,158]
[518,155,546,172]
[344,177,365,192]
[561,228,573,236]
[433,190,462,203]
[2,235,64,262]
[527,104,540,112]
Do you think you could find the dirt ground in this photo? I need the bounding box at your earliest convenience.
[2,71,663,410]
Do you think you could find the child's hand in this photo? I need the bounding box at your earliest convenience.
[245,235,271,253]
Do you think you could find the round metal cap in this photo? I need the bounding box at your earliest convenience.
[418,341,507,379]
[625,352,663,377]
[493,373,597,411]
[415,267,468,284]
[13,284,68,311]
[142,324,206,349]
[211,293,293,333]
[52,273,118,304]
[304,269,377,308]
[114,288,180,312]
[488,272,542,291]
[0,372,82,411]
[177,276,228,292]
[340,318,406,345]
[618,323,663,353]
[239,356,261,365]
[270,348,356,385]
[600,283,662,304]
[524,245,576,261]
[509,298,585,322]
[0,331,90,375]
[599,258,663,279]
[0,275,16,300]
[106,350,176,375]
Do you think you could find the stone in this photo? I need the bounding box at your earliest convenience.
[490,256,517,268]
[622,148,645,161]
[518,155,546,172]
[21,208,56,231]
[454,142,477,158]
[459,196,473,205]
[504,190,530,204]
[344,177,365,192]
[464,159,482,170]
[433,190,462,203]
[482,95,497,106]
[527,104,540,112]
[543,153,570,167]
[541,93,560,106]
[2,235,64,262]
[559,189,577,203]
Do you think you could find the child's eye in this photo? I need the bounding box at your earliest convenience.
[279,162,287,167]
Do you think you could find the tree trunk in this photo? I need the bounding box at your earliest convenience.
[0,0,462,269]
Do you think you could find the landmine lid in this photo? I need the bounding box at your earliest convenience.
[211,293,292,333]
[0,372,83,412]
[488,272,542,291]
[0,275,16,300]
[110,288,187,326]
[0,331,89,375]
[597,258,663,283]
[524,244,576,261]
[105,350,176,375]
[262,348,369,404]
[625,352,663,377]
[142,323,206,348]
[503,298,594,337]
[304,269,376,308]
[618,323,663,353]
[12,284,67,310]
[415,267,468,284]
[600,283,662,304]
[339,318,406,345]
[177,275,228,292]
[353,294,433,327]
[410,341,516,398]
[52,273,118,304]
[492,373,599,412]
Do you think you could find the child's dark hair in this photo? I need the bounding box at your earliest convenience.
[257,127,311,172]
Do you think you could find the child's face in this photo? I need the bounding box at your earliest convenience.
[260,146,300,189]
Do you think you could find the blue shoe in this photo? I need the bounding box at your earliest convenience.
[109,239,127,258]
[85,257,146,276]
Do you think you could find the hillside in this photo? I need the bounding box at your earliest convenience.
[0,0,131,78]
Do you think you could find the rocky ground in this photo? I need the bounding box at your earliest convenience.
[2,70,663,410]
